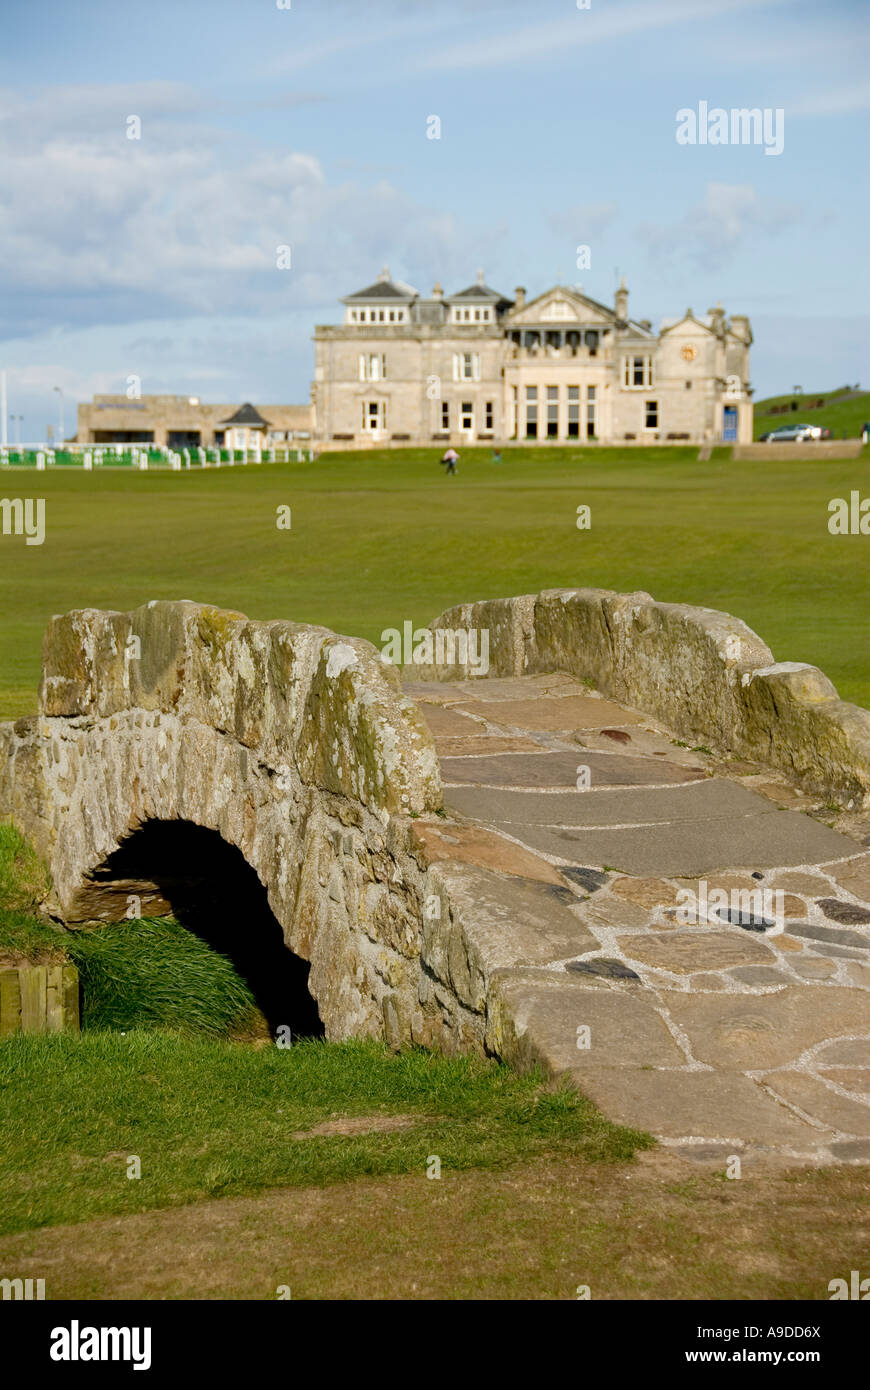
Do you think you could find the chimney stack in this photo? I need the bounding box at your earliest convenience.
[614,277,628,321]
[432,282,443,300]
[514,286,526,309]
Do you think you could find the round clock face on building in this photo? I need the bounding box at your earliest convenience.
[681,344,697,362]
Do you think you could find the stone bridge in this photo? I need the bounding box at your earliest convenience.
[3,590,870,1166]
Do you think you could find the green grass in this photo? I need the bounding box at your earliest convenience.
[0,1031,649,1234]
[0,825,649,1237]
[1,445,870,716]
[753,385,870,439]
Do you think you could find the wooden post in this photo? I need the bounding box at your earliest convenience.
[0,968,22,1034]
[0,963,79,1034]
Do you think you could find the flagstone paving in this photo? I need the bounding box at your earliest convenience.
[404,675,870,1167]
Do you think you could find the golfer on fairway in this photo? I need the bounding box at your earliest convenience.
[440,446,459,476]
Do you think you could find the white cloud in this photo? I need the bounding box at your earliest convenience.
[0,82,498,337]
[547,202,619,242]
[636,182,802,272]
[421,0,792,72]
[789,83,870,117]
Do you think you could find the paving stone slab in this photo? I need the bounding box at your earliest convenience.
[729,965,792,987]
[830,1138,870,1160]
[771,871,832,895]
[816,898,870,926]
[434,862,599,971]
[816,1039,870,1066]
[620,931,774,975]
[563,1067,828,1146]
[818,1069,870,1096]
[559,866,610,893]
[455,695,647,731]
[445,777,782,829]
[580,897,652,929]
[761,1070,870,1135]
[402,685,468,705]
[410,821,565,885]
[611,877,682,909]
[440,750,702,790]
[435,735,543,756]
[487,810,857,878]
[420,705,487,737]
[663,987,870,1071]
[492,974,687,1072]
[826,853,870,899]
[787,923,869,950]
[792,958,838,979]
[565,957,641,981]
[430,676,584,702]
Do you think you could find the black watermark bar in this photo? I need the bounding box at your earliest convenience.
[4,1298,864,1376]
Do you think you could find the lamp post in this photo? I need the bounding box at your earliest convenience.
[53,386,64,446]
[11,414,22,446]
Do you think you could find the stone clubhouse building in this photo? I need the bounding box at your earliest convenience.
[312,269,753,447]
[74,270,753,450]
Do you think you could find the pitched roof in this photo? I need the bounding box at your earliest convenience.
[343,269,419,302]
[220,402,271,427]
[444,281,511,304]
[505,285,617,324]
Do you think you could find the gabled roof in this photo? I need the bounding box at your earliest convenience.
[444,282,511,304]
[659,311,716,335]
[220,402,270,427]
[343,268,419,303]
[506,285,616,325]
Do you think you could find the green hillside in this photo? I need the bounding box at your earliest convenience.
[753,385,870,440]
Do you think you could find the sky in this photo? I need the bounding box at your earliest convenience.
[0,0,867,440]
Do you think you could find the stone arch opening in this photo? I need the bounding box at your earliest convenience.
[85,820,324,1040]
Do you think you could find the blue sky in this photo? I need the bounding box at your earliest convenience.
[0,0,867,439]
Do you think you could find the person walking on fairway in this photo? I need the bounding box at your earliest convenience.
[440,446,459,476]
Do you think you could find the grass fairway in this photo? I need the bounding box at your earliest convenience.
[1,444,868,718]
[0,1032,646,1235]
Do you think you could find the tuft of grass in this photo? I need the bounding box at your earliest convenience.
[0,1032,652,1234]
[0,828,261,1036]
[68,917,261,1037]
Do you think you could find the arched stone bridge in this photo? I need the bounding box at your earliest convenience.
[3,590,870,1166]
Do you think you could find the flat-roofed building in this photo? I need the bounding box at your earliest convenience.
[76,394,313,447]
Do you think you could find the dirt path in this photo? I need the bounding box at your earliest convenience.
[1,1152,867,1300]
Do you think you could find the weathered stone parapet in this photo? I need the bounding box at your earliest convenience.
[38,601,440,817]
[0,602,456,1049]
[418,588,870,808]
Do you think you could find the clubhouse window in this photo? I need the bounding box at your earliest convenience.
[485,401,494,430]
[454,352,480,382]
[359,354,387,382]
[567,386,580,438]
[623,355,653,388]
[644,400,658,429]
[461,402,474,431]
[525,386,538,439]
[547,386,559,438]
[362,401,386,432]
[441,401,450,429]
[586,385,597,438]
